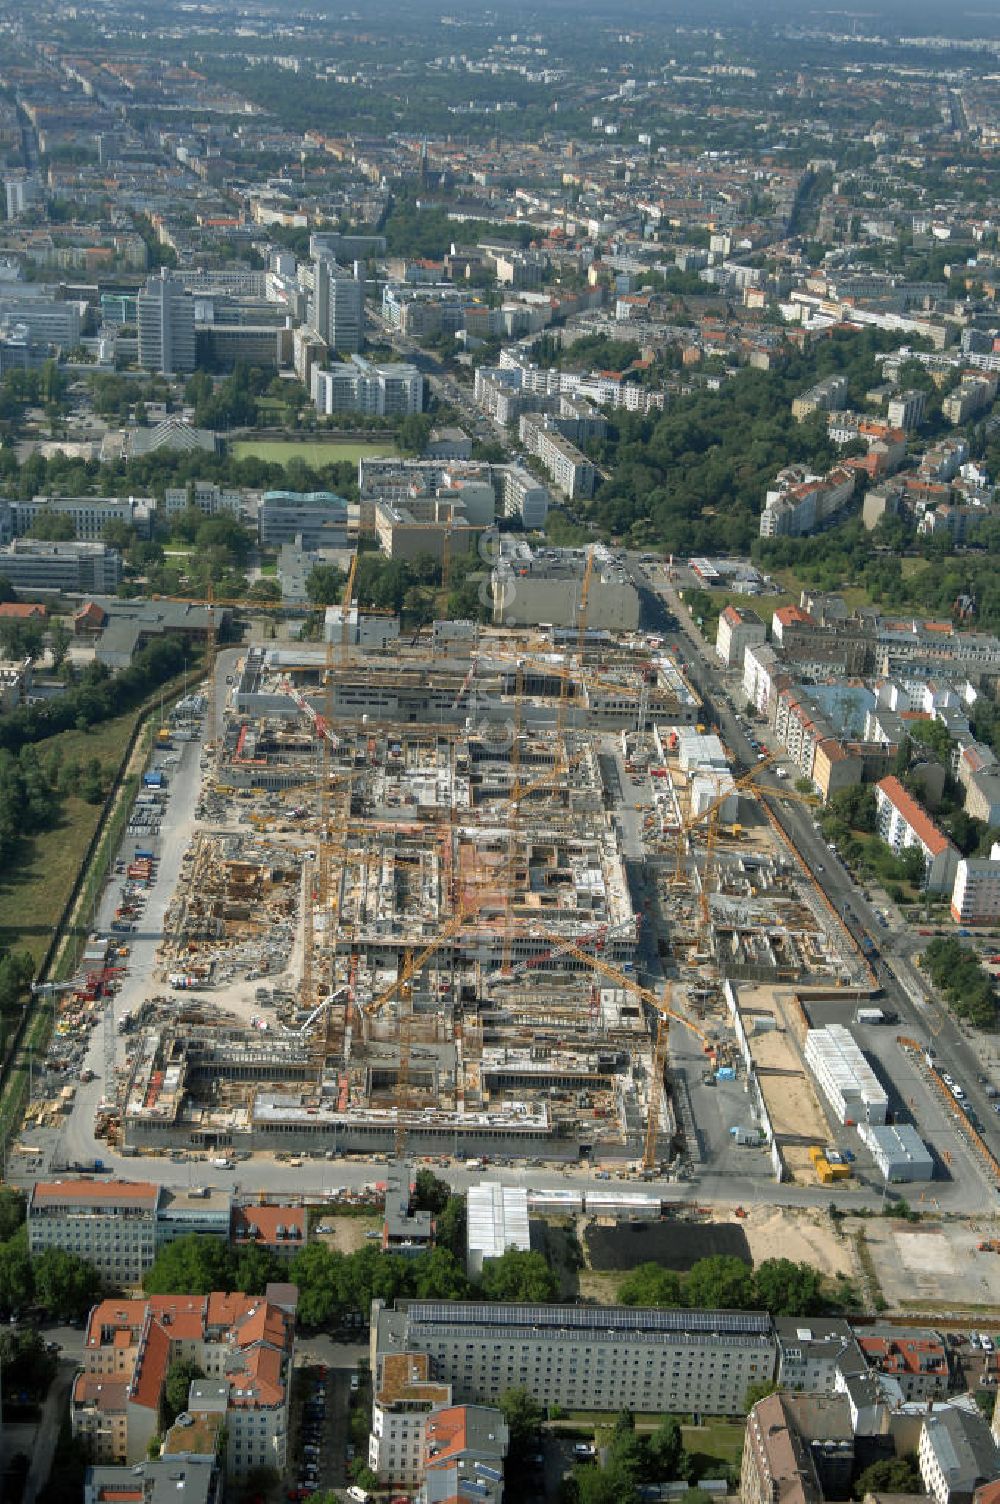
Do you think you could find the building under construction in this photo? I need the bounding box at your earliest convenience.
[107,612,864,1177]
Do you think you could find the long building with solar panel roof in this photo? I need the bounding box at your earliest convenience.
[372,1299,778,1417]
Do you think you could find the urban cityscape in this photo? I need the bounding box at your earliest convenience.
[0,3,999,1504]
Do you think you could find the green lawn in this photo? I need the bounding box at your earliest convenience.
[230,439,400,467]
[681,1421,746,1478]
[0,710,146,966]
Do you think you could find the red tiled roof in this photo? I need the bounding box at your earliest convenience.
[231,1204,306,1248]
[876,776,952,857]
[425,1406,469,1464]
[773,605,814,627]
[31,1180,158,1209]
[0,602,47,618]
[130,1312,170,1411]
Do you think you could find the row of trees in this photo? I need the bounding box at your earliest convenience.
[618,1254,832,1315]
[921,937,998,1030]
[142,1221,555,1329]
[0,633,188,755]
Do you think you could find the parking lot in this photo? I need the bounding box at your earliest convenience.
[288,1353,364,1500]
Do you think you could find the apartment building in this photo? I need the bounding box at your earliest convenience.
[773,1318,864,1393]
[422,1405,509,1504]
[500,463,549,528]
[372,1300,776,1417]
[84,1457,219,1504]
[759,464,855,538]
[28,1181,161,1285]
[874,775,959,893]
[857,1328,949,1401]
[313,355,423,418]
[741,1392,822,1504]
[919,1407,1000,1504]
[742,643,786,720]
[518,414,596,500]
[716,605,766,669]
[887,388,927,431]
[792,374,848,421]
[950,849,1000,925]
[164,482,244,520]
[942,375,996,426]
[72,1290,294,1478]
[369,1351,453,1487]
[12,494,153,542]
[384,1163,434,1260]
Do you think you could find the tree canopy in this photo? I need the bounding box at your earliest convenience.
[618,1255,828,1316]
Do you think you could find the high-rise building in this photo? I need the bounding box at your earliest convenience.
[310,254,363,353]
[138,268,196,375]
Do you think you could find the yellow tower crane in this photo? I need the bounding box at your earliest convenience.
[529,935,718,1171]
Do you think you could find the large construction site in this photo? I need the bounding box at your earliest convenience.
[81,571,888,1182]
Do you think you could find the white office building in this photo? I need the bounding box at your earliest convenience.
[311,254,363,353]
[950,846,1000,925]
[313,354,423,418]
[137,268,196,375]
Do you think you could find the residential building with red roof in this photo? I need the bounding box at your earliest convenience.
[28,1181,162,1285]
[0,600,47,619]
[874,776,959,893]
[423,1404,509,1504]
[716,603,766,669]
[72,1288,295,1480]
[230,1203,307,1259]
[857,1328,950,1400]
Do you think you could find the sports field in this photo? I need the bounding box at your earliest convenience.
[230,439,399,466]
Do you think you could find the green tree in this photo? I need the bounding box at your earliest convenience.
[0,1328,57,1401]
[26,508,75,541]
[164,1358,204,1424]
[49,618,72,672]
[753,1258,825,1317]
[143,1233,233,1295]
[288,1242,343,1327]
[647,1416,685,1480]
[240,1466,280,1503]
[500,1386,544,1461]
[0,1185,26,1240]
[744,1378,780,1412]
[684,1255,756,1310]
[305,562,347,606]
[852,1455,921,1498]
[479,1249,558,1302]
[32,1246,102,1321]
[397,414,433,455]
[0,1233,34,1316]
[412,1168,450,1214]
[436,1194,467,1260]
[618,1262,683,1307]
[410,1247,471,1300]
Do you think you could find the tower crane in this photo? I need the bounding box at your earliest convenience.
[557,547,595,735]
[673,752,777,886]
[529,934,718,1171]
